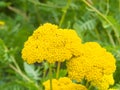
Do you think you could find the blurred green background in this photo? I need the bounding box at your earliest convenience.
[0,0,120,90]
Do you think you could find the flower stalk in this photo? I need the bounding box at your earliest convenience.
[56,62,61,79]
[59,0,71,27]
[49,63,53,90]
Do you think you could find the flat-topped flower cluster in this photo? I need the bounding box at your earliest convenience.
[22,23,82,64]
[67,42,116,90]
[22,23,116,90]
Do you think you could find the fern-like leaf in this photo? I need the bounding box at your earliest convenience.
[24,62,42,81]
[75,16,97,31]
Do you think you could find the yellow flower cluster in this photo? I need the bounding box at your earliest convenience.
[67,42,116,89]
[22,23,82,64]
[43,77,87,90]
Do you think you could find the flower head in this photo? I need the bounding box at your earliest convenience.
[67,42,116,89]
[22,23,82,64]
[43,77,87,90]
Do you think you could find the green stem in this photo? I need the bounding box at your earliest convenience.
[59,0,71,27]
[4,44,32,82]
[106,0,109,15]
[105,29,115,47]
[34,5,41,24]
[82,0,120,44]
[9,64,32,82]
[94,28,101,41]
[119,0,120,12]
[8,6,28,21]
[49,63,53,90]
[9,64,40,90]
[43,67,46,79]
[9,55,40,89]
[88,84,92,90]
[85,81,92,90]
[5,47,30,81]
[10,55,20,70]
[85,81,90,88]
[56,62,61,79]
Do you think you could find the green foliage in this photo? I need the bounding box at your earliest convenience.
[0,39,11,64]
[0,0,120,90]
[0,81,26,90]
[0,39,6,63]
[24,62,42,81]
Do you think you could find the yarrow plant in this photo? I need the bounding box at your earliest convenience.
[22,23,116,90]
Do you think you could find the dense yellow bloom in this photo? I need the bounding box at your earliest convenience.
[62,29,83,56]
[67,42,116,89]
[43,77,87,90]
[22,23,82,64]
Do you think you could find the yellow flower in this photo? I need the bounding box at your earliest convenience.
[67,56,86,82]
[22,23,82,64]
[67,42,116,89]
[43,77,87,90]
[0,21,5,26]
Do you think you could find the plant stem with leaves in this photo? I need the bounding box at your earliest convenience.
[9,57,40,90]
[56,0,72,80]
[59,0,71,27]
[56,62,61,79]
[105,29,115,47]
[82,0,120,45]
